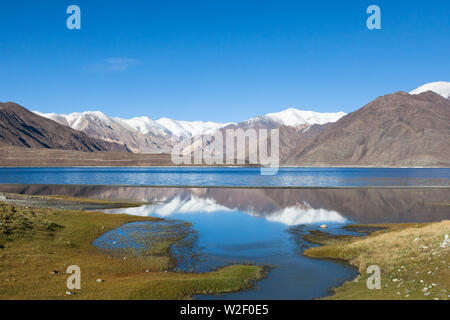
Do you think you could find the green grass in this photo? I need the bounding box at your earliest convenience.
[301,230,356,246]
[303,221,450,300]
[0,202,263,299]
[1,193,148,209]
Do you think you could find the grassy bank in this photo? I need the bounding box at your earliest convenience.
[0,192,150,210]
[0,202,263,299]
[304,222,450,300]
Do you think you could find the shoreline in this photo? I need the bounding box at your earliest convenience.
[1,165,450,168]
[0,183,449,189]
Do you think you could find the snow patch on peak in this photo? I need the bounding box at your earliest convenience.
[157,117,233,138]
[410,81,450,99]
[247,108,346,127]
[64,111,112,130]
[120,116,171,136]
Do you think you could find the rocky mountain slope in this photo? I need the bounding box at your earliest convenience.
[0,102,130,152]
[284,91,450,166]
[33,111,175,153]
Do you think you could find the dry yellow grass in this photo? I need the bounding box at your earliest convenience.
[305,221,450,300]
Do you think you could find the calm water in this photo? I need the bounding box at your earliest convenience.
[100,206,359,299]
[1,184,449,299]
[0,167,449,186]
[1,167,448,299]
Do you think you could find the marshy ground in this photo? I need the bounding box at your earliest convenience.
[0,197,263,299]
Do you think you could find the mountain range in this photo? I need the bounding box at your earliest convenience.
[0,81,449,166]
[33,108,346,153]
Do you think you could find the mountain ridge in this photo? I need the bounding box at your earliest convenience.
[284,90,450,166]
[0,102,130,153]
[33,107,346,153]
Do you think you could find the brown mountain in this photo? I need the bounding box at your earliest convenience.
[284,91,450,166]
[0,102,130,152]
[181,119,326,165]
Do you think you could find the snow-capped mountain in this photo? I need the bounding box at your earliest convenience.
[117,116,172,137]
[34,111,112,130]
[172,108,346,160]
[35,111,231,139]
[410,81,450,99]
[33,107,346,153]
[245,108,346,127]
[33,111,175,153]
[156,118,233,138]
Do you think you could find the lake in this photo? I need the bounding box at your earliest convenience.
[0,167,449,187]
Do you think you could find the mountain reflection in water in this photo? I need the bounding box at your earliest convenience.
[97,196,347,226]
[1,184,448,223]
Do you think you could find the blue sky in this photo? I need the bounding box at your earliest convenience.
[0,0,449,122]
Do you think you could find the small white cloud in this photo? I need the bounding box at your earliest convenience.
[103,58,138,71]
[84,58,139,72]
